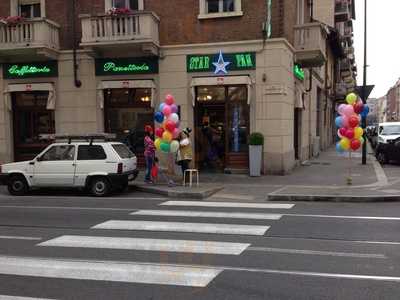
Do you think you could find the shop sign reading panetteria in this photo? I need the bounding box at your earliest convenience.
[187,51,256,74]
[95,57,159,76]
[3,61,58,79]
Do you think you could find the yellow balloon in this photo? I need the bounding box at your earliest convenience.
[154,138,161,150]
[346,93,357,105]
[162,131,172,142]
[339,137,350,150]
[354,127,363,139]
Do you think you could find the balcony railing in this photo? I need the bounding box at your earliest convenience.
[0,18,60,52]
[80,12,159,54]
[335,0,350,22]
[294,22,327,68]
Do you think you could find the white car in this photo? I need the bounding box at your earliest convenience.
[0,135,138,197]
[377,122,400,145]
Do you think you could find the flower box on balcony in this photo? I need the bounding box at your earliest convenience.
[1,16,25,26]
[107,7,133,17]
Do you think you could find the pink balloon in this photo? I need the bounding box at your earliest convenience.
[338,127,347,137]
[171,104,178,114]
[172,128,180,139]
[165,94,175,106]
[343,105,354,117]
[338,104,346,116]
[162,104,172,117]
[342,116,349,128]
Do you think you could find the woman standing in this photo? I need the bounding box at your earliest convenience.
[144,125,155,184]
[177,128,193,175]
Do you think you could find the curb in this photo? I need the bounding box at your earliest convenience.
[133,185,224,199]
[267,194,400,202]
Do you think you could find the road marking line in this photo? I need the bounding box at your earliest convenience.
[131,210,282,220]
[247,247,387,259]
[284,213,400,221]
[0,196,166,201]
[92,220,270,236]
[0,235,42,241]
[38,235,250,255]
[0,296,57,300]
[160,201,294,209]
[0,256,222,287]
[0,205,137,212]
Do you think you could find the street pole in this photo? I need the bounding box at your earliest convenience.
[361,0,367,165]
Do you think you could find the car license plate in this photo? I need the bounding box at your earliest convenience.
[128,174,134,180]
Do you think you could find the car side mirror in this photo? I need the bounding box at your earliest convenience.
[36,156,43,162]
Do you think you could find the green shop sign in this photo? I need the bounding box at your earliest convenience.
[294,64,305,81]
[187,51,256,74]
[95,57,159,76]
[3,61,58,79]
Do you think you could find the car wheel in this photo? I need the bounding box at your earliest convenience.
[7,175,28,196]
[90,177,110,197]
[377,152,389,165]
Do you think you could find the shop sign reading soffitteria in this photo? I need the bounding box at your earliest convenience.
[3,61,58,79]
[95,57,159,76]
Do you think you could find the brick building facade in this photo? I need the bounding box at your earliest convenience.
[0,0,357,174]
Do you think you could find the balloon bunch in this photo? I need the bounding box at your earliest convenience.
[335,93,369,153]
[154,94,181,153]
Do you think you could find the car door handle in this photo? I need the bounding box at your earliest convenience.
[72,163,76,166]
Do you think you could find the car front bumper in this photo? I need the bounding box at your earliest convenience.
[0,174,9,185]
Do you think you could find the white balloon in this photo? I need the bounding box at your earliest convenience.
[168,113,180,124]
[170,140,180,153]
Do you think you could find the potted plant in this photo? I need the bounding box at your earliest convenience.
[249,132,264,177]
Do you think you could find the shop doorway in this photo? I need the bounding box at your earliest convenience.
[104,88,154,167]
[12,91,55,162]
[194,85,249,172]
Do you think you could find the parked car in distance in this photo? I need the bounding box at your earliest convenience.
[0,134,138,197]
[375,136,400,164]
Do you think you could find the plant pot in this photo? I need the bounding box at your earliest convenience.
[249,145,262,177]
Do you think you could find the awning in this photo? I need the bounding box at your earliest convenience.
[97,80,156,109]
[190,76,253,106]
[3,83,56,111]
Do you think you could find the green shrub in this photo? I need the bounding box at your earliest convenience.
[249,132,264,146]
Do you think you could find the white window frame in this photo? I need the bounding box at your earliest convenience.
[10,0,46,18]
[105,0,144,11]
[198,0,243,19]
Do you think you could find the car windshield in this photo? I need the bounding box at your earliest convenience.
[112,144,135,159]
[380,125,400,135]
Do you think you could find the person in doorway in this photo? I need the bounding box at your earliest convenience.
[144,125,155,184]
[177,128,193,175]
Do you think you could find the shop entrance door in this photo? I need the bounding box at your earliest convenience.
[12,91,55,162]
[104,88,154,168]
[194,85,249,172]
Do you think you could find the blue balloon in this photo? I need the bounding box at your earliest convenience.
[154,111,164,123]
[336,142,344,153]
[360,105,369,117]
[335,116,343,128]
[159,103,165,112]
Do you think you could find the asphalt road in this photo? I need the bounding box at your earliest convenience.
[0,188,400,299]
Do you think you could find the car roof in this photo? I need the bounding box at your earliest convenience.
[379,122,400,126]
[48,142,124,146]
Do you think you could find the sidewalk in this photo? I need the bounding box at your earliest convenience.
[131,147,400,202]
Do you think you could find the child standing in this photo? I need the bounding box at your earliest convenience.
[144,125,155,184]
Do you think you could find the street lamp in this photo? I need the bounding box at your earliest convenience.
[361,0,367,165]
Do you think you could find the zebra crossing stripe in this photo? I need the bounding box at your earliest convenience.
[0,296,56,300]
[131,210,282,220]
[92,220,269,236]
[159,201,294,209]
[0,255,222,287]
[38,235,250,255]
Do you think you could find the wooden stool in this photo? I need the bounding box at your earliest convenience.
[183,169,199,187]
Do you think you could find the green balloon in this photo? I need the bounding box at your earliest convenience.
[160,142,170,153]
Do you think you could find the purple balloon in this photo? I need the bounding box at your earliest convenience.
[171,104,178,114]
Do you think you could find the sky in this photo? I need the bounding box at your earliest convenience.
[353,0,400,99]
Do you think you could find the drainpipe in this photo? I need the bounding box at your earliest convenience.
[72,0,82,88]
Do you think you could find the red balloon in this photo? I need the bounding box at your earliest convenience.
[354,101,364,114]
[345,129,355,139]
[350,139,361,151]
[339,127,347,137]
[348,115,359,128]
[155,127,164,138]
[165,94,175,106]
[165,120,176,132]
